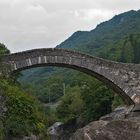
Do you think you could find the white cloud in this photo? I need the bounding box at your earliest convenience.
[0,0,139,52]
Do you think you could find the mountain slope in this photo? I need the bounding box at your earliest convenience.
[57,10,140,56]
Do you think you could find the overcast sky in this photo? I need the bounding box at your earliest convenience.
[0,0,139,53]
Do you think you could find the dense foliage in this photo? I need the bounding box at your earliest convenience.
[56,80,114,124]
[0,45,49,139]
[120,34,140,63]
[1,81,47,137]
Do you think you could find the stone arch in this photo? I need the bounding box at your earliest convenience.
[3,48,140,105]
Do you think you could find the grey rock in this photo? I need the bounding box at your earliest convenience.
[70,106,140,140]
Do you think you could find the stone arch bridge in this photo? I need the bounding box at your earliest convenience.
[2,48,140,110]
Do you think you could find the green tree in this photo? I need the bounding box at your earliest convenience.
[81,82,114,123]
[0,80,47,137]
[56,86,84,122]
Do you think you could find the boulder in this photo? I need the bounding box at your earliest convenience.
[70,106,140,140]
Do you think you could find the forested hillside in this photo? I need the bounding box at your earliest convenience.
[57,10,140,57]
